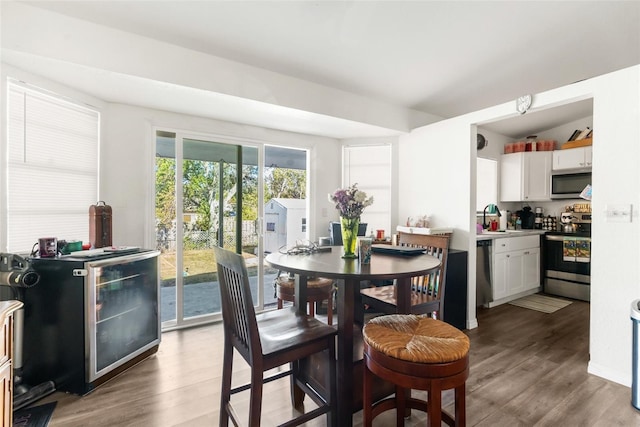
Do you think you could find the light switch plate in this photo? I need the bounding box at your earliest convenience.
[605,204,633,223]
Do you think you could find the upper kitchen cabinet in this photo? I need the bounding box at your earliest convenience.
[552,146,593,170]
[500,151,552,202]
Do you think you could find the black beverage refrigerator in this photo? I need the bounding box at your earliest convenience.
[23,249,161,395]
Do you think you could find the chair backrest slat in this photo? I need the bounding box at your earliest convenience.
[398,232,450,317]
[214,246,261,363]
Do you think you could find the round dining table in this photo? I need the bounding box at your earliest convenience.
[265,247,441,426]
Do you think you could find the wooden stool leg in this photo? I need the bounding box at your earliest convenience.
[428,383,441,427]
[308,301,315,317]
[277,298,283,309]
[396,386,406,427]
[363,360,373,427]
[327,295,333,326]
[455,383,466,427]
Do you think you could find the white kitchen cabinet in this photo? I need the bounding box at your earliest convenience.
[493,252,514,300]
[522,247,540,291]
[500,151,552,202]
[491,236,540,303]
[552,146,592,170]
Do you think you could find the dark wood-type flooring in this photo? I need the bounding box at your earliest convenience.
[33,299,640,426]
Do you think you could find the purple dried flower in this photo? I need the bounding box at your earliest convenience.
[328,183,374,219]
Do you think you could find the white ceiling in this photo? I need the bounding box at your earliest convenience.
[10,1,640,138]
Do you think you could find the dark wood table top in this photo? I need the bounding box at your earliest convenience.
[265,247,441,281]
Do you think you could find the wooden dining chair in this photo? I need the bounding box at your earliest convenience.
[214,246,337,427]
[360,232,450,319]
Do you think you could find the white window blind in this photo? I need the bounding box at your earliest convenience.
[343,145,391,236]
[7,82,99,253]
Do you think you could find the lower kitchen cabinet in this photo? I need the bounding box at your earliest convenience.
[0,300,22,427]
[491,236,540,304]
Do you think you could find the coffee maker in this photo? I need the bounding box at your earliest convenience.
[517,207,535,229]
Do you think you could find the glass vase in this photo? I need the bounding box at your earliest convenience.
[340,216,360,258]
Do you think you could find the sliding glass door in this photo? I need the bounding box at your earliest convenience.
[155,130,307,329]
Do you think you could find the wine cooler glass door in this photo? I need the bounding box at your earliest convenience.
[86,251,160,382]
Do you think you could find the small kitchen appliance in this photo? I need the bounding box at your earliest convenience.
[561,212,577,233]
[534,207,544,229]
[517,207,535,229]
[551,170,592,199]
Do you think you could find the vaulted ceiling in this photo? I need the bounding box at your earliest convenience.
[6,1,640,138]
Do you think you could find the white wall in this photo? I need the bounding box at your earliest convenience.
[477,128,511,161]
[398,117,477,327]
[398,65,640,386]
[398,119,474,250]
[588,66,640,386]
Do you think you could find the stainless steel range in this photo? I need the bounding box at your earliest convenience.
[543,214,591,301]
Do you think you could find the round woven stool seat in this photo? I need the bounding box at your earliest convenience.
[362,314,470,427]
[276,276,333,289]
[275,276,334,325]
[363,314,469,364]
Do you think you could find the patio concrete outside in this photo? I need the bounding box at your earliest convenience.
[160,260,279,322]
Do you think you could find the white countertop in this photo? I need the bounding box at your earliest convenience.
[476,229,547,240]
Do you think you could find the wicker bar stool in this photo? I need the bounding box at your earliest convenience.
[362,314,470,427]
[275,272,335,325]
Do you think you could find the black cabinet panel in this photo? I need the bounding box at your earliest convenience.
[443,249,468,330]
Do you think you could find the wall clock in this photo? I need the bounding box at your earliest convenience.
[516,94,532,115]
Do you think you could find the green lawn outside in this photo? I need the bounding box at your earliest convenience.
[158,248,259,286]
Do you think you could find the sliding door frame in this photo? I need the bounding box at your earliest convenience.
[153,127,265,331]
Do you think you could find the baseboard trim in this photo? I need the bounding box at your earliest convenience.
[588,360,631,388]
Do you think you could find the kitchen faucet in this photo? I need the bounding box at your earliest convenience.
[483,204,502,229]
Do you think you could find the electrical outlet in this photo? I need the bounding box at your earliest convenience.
[605,204,633,223]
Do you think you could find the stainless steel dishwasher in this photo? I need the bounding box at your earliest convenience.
[476,239,493,307]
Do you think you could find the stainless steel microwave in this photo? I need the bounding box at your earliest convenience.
[551,169,592,199]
